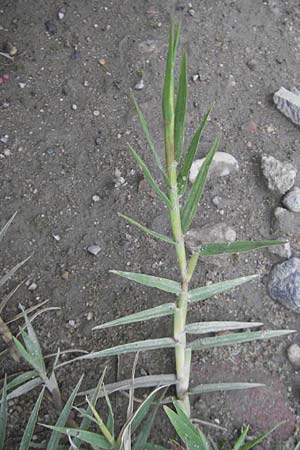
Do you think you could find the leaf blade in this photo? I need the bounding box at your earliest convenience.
[185,321,263,335]
[0,376,7,450]
[110,270,181,294]
[174,49,187,162]
[118,213,175,245]
[189,383,264,396]
[19,387,44,450]
[189,274,258,304]
[177,106,213,196]
[44,427,111,450]
[181,136,220,233]
[239,422,284,450]
[128,144,171,208]
[93,303,176,330]
[195,240,287,257]
[188,330,294,351]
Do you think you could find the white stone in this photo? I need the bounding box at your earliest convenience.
[189,152,239,184]
[282,187,300,212]
[134,79,144,90]
[28,283,37,291]
[287,343,300,368]
[261,155,296,194]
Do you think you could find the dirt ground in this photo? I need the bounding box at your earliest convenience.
[1,0,300,448]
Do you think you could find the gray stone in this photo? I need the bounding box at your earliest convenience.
[45,20,57,35]
[268,257,300,312]
[287,343,300,368]
[261,155,296,194]
[189,152,239,184]
[87,244,101,256]
[92,194,100,202]
[211,196,223,208]
[28,283,37,291]
[186,222,236,253]
[134,79,144,90]
[282,187,300,212]
[273,207,300,236]
[273,86,300,126]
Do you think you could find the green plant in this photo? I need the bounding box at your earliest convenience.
[164,401,283,450]
[58,20,294,416]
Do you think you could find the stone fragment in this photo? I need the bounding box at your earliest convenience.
[186,223,236,253]
[45,20,57,35]
[273,87,300,126]
[287,343,300,368]
[87,244,101,256]
[282,187,300,212]
[261,155,296,194]
[28,283,37,291]
[268,238,292,259]
[134,79,144,90]
[268,257,300,312]
[189,152,239,184]
[273,207,300,236]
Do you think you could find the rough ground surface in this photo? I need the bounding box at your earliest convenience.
[1,0,300,448]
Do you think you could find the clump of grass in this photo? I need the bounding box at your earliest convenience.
[59,19,294,416]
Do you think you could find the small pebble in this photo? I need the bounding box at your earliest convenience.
[61,271,69,280]
[87,312,93,321]
[93,110,100,117]
[2,101,10,109]
[68,319,76,327]
[186,223,236,253]
[57,7,65,20]
[192,74,199,82]
[212,196,222,208]
[282,187,300,212]
[92,194,100,202]
[4,149,10,156]
[71,104,77,110]
[99,57,107,66]
[28,283,37,291]
[87,244,101,256]
[268,239,292,259]
[189,152,239,183]
[83,80,89,87]
[261,155,297,195]
[188,8,195,16]
[52,234,61,241]
[95,137,101,145]
[0,135,9,144]
[45,20,57,35]
[287,344,300,368]
[268,257,300,312]
[134,79,144,90]
[19,82,26,89]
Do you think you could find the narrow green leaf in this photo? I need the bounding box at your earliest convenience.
[145,444,168,450]
[239,422,284,450]
[131,386,169,434]
[65,339,175,365]
[185,321,263,335]
[13,337,42,374]
[174,49,187,162]
[44,426,111,450]
[0,371,34,396]
[47,376,83,450]
[177,106,213,196]
[72,371,107,450]
[162,17,174,123]
[195,240,287,257]
[111,270,181,294]
[132,96,166,178]
[189,383,264,396]
[20,306,46,373]
[132,389,166,450]
[181,136,220,233]
[118,213,175,245]
[128,144,171,208]
[19,387,44,450]
[188,330,294,351]
[189,274,258,304]
[93,303,176,331]
[164,404,210,450]
[232,426,249,450]
[173,22,181,59]
[0,376,7,450]
[104,386,114,439]
[6,378,43,401]
[173,401,210,450]
[0,212,17,243]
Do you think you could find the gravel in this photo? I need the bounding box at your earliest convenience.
[261,155,297,195]
[189,152,239,183]
[282,187,300,212]
[268,257,300,312]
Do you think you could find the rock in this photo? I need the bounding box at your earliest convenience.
[261,155,296,194]
[19,82,26,89]
[273,87,300,126]
[93,110,100,117]
[282,187,300,212]
[268,257,300,312]
[87,244,101,256]
[28,283,37,291]
[211,196,222,208]
[134,79,144,90]
[52,234,61,241]
[268,238,292,259]
[61,271,69,280]
[189,152,239,184]
[273,207,300,236]
[5,42,17,56]
[45,20,57,35]
[246,59,257,71]
[188,8,195,16]
[186,223,236,253]
[0,135,9,144]
[57,7,65,20]
[86,311,93,321]
[287,344,300,368]
[95,137,101,145]
[3,149,10,156]
[71,104,77,110]
[92,194,100,202]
